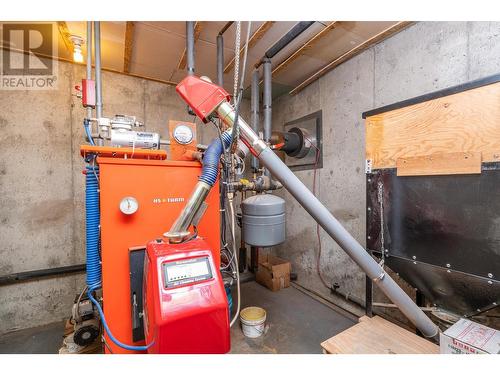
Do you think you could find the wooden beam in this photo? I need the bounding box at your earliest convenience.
[396,152,482,177]
[0,45,178,87]
[272,21,338,77]
[177,22,203,70]
[224,21,275,74]
[57,21,73,54]
[123,21,135,74]
[289,22,414,95]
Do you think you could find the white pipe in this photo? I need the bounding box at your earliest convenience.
[94,21,102,120]
[86,22,93,120]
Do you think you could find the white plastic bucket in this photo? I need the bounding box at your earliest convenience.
[240,306,267,338]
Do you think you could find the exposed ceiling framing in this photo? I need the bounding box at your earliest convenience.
[123,21,135,73]
[289,21,413,95]
[57,21,73,54]
[1,21,413,98]
[224,21,275,74]
[272,21,339,77]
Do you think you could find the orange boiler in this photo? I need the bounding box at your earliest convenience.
[82,146,220,354]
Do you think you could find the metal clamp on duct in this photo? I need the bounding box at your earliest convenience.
[173,75,439,339]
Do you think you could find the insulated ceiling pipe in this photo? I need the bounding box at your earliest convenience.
[94,22,102,120]
[216,35,224,86]
[250,69,260,171]
[255,21,315,68]
[175,76,439,338]
[262,57,272,144]
[186,21,195,76]
[86,22,93,120]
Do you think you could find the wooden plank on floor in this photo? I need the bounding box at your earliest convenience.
[396,152,482,176]
[321,315,439,354]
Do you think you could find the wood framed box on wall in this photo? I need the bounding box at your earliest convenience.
[362,73,500,322]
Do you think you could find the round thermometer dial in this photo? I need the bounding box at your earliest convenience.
[119,196,139,215]
[173,124,194,145]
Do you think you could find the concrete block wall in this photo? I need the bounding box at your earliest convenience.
[271,21,500,324]
[0,55,242,334]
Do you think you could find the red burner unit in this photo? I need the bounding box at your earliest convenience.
[143,237,230,354]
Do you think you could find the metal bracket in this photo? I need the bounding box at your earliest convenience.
[365,159,372,174]
[372,272,385,283]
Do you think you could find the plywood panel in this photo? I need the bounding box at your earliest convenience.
[396,152,482,176]
[321,315,439,354]
[366,82,500,169]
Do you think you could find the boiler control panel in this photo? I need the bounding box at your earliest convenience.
[162,256,213,288]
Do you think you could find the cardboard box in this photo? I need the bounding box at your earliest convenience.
[440,318,500,354]
[256,254,291,292]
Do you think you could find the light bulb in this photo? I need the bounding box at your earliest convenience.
[73,46,83,63]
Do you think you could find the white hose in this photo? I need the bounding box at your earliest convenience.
[228,196,240,327]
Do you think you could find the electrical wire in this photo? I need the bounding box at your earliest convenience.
[73,285,88,322]
[227,197,240,327]
[308,137,330,289]
[209,117,241,326]
[87,284,154,351]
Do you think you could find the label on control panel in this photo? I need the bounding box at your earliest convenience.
[163,257,213,288]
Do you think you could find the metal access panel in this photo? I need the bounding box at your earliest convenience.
[129,247,145,342]
[284,110,322,171]
[366,164,500,316]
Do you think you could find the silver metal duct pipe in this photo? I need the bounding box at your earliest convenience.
[250,69,260,171]
[165,128,250,243]
[215,100,439,338]
[216,35,224,86]
[94,22,102,120]
[186,21,195,76]
[262,58,272,143]
[164,181,211,242]
[86,22,93,120]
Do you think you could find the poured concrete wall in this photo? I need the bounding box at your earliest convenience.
[271,22,500,325]
[0,55,243,334]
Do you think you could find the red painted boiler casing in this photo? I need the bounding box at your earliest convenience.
[144,237,230,354]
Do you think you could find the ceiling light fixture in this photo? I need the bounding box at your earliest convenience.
[70,35,84,63]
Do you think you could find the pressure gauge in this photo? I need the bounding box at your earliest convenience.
[119,196,139,215]
[173,124,194,145]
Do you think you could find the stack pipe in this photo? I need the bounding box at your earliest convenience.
[174,75,440,339]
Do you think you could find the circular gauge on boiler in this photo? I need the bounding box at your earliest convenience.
[119,196,139,215]
[173,124,194,145]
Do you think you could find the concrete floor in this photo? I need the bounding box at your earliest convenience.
[230,281,355,354]
[0,321,65,354]
[0,281,355,354]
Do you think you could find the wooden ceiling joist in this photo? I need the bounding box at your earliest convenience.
[177,21,203,70]
[123,21,135,74]
[289,21,413,95]
[0,46,178,87]
[57,21,73,54]
[224,21,275,74]
[272,21,338,77]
